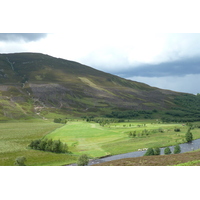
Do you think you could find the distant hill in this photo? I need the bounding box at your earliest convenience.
[0,52,198,120]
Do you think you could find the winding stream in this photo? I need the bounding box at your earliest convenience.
[67,138,200,166]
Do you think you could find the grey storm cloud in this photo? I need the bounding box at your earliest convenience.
[117,56,200,78]
[0,33,47,42]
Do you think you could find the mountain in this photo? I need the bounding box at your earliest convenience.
[0,52,195,120]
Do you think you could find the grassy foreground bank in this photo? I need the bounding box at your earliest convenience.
[92,149,200,166]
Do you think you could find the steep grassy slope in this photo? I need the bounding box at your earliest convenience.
[0,52,190,119]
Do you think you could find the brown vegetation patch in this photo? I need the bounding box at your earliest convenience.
[92,151,200,166]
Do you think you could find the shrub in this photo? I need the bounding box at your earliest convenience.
[185,128,193,143]
[174,144,181,154]
[77,154,89,166]
[174,128,180,132]
[153,147,161,155]
[164,147,171,155]
[144,148,154,156]
[54,118,67,124]
[15,156,27,166]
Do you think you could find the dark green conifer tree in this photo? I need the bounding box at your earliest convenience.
[185,128,193,143]
[144,148,154,156]
[153,147,161,155]
[164,147,171,155]
[174,144,181,154]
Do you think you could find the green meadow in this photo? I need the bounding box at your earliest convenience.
[1,119,200,166]
[0,120,77,166]
[44,119,200,158]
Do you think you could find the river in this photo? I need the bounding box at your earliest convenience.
[67,138,200,166]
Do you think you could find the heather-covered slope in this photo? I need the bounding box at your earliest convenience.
[0,52,190,119]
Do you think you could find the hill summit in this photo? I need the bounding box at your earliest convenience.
[0,52,190,119]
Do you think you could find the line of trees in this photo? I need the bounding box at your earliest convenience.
[128,130,149,138]
[144,144,181,156]
[28,138,68,153]
[106,110,156,119]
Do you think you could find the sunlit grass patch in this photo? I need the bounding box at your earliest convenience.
[43,120,200,159]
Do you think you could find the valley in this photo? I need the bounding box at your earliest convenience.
[1,52,200,166]
[1,118,200,166]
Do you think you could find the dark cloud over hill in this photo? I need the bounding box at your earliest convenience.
[0,33,47,42]
[116,56,200,78]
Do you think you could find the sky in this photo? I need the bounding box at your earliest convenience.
[1,0,200,94]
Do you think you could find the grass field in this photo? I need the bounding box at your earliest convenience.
[1,118,200,166]
[0,119,77,166]
[44,119,200,159]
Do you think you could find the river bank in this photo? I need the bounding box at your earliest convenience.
[67,138,200,166]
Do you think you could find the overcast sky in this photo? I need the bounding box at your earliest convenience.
[1,0,200,94]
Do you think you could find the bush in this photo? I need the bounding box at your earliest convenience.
[153,147,161,155]
[77,154,89,166]
[144,148,154,156]
[15,156,27,166]
[174,144,181,154]
[54,118,67,124]
[164,147,171,155]
[174,128,180,132]
[185,128,193,143]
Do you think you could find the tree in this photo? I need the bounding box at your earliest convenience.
[185,128,193,143]
[38,139,47,151]
[77,154,89,166]
[61,143,68,153]
[153,147,160,155]
[28,138,68,153]
[164,147,171,155]
[174,144,181,154]
[45,139,53,151]
[51,140,62,153]
[15,156,27,166]
[144,148,154,156]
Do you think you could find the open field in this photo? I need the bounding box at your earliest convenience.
[0,120,77,166]
[1,118,200,166]
[44,119,200,159]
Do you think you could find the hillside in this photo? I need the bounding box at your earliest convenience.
[0,52,196,120]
